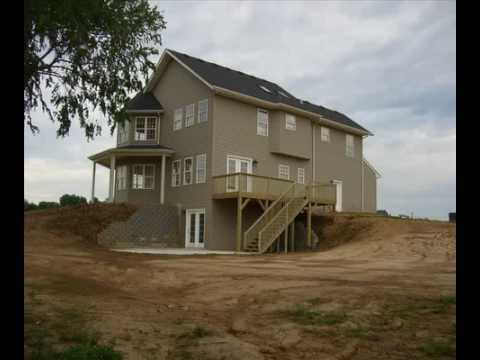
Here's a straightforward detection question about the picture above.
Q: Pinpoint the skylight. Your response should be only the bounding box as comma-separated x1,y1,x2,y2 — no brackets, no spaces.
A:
278,91,290,98
259,85,272,93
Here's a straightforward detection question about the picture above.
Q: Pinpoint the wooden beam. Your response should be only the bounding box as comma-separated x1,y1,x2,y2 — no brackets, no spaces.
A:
241,198,251,210
307,202,312,248
236,196,242,252
256,199,266,211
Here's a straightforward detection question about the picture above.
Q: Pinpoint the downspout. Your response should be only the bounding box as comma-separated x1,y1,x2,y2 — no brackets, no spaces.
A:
312,122,316,182
361,159,365,212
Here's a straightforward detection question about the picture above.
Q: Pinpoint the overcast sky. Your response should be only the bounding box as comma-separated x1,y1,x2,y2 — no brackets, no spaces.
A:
24,0,456,220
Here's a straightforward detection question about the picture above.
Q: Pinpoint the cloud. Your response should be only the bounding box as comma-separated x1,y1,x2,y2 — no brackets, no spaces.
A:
24,0,456,219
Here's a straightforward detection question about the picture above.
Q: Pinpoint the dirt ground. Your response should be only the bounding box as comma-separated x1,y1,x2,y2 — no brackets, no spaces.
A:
24,207,456,360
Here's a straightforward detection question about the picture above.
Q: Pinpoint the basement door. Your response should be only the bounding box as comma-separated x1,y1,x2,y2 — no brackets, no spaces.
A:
185,209,205,248
226,155,253,192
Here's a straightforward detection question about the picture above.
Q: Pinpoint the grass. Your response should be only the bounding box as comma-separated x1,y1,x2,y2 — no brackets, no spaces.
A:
178,325,212,340
347,326,371,339
289,304,348,326
24,301,123,360
419,338,456,358
395,295,456,319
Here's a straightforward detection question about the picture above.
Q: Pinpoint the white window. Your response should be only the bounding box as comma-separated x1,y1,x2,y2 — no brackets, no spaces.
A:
285,114,296,131
171,160,181,187
183,157,193,185
174,108,183,131
278,164,290,180
346,134,355,157
132,164,155,189
321,126,330,142
196,154,207,184
297,168,305,184
118,121,129,143
117,166,127,190
185,103,195,127
257,109,269,136
135,117,157,141
198,99,208,123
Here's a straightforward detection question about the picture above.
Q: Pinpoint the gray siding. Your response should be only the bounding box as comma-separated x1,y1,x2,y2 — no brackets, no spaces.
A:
314,124,363,212
152,60,214,248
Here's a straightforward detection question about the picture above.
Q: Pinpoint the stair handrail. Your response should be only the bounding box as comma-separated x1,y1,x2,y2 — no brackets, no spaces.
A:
243,182,295,250
258,192,308,253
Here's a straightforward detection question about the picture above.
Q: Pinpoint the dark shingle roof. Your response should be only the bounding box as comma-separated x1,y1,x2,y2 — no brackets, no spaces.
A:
125,92,163,111
167,49,369,133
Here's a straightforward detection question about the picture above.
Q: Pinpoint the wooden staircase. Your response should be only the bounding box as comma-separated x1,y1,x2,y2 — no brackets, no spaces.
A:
243,183,309,253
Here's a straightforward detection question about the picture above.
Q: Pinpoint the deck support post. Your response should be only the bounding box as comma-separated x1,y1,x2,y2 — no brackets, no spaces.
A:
290,221,295,251
236,196,242,252
284,227,288,254
307,202,312,248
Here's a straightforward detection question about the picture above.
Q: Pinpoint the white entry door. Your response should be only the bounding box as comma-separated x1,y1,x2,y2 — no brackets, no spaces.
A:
332,180,343,212
185,209,205,248
226,156,253,192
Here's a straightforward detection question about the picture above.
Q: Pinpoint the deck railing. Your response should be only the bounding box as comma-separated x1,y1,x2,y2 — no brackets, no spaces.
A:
306,182,337,204
212,173,293,199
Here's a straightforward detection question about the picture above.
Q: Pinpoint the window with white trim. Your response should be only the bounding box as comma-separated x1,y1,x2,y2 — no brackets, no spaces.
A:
346,134,355,157
185,103,195,127
198,99,208,123
132,164,155,189
183,157,193,185
171,160,181,187
117,166,127,190
278,164,290,180
135,117,157,141
257,109,269,136
196,154,206,184
285,113,296,131
297,168,305,184
321,126,330,142
174,108,183,131
118,121,129,143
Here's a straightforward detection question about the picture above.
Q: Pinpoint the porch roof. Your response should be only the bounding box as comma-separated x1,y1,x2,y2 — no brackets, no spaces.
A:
89,145,174,168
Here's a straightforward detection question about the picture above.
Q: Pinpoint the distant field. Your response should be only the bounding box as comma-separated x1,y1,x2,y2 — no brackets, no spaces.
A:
24,205,456,360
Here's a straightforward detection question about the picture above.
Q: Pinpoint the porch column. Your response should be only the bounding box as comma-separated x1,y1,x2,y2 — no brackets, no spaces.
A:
108,155,116,203
91,161,96,202
160,154,166,204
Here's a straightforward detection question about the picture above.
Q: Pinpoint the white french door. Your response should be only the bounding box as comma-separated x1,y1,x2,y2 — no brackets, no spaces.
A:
332,180,343,212
185,209,205,248
226,155,253,192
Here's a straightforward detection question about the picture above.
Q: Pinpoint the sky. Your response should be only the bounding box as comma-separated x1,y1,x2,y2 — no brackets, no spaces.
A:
24,0,456,220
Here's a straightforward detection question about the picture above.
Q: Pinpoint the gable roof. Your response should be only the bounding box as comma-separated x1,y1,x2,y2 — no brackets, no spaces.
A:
363,158,381,178
125,92,163,112
146,49,371,135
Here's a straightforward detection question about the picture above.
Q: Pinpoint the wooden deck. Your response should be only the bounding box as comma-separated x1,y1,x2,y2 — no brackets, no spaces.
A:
212,173,337,252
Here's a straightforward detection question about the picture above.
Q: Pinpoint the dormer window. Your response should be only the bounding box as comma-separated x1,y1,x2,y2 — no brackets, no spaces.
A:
135,117,157,141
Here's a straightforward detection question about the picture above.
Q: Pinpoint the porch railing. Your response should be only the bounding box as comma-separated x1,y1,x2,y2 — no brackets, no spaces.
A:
212,173,293,199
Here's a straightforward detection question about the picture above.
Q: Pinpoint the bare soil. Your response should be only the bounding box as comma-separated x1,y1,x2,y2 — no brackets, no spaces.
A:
24,206,456,360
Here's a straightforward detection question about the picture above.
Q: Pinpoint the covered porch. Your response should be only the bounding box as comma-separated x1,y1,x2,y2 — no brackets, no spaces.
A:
88,145,174,204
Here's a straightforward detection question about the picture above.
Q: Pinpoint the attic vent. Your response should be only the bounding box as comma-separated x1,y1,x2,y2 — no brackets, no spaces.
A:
258,85,272,94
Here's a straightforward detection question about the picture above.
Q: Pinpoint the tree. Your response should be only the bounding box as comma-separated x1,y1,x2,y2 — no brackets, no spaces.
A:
24,199,38,211
59,194,88,207
37,201,60,209
24,0,166,138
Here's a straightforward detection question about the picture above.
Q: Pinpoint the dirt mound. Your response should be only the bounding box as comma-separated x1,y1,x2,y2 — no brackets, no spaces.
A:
28,203,137,245
312,213,456,261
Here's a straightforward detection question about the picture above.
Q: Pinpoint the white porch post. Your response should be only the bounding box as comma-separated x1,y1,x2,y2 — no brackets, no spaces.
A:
109,155,116,203
160,154,166,204
91,161,96,202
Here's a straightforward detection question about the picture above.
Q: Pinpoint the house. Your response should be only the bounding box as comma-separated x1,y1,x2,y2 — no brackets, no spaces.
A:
88,49,381,253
